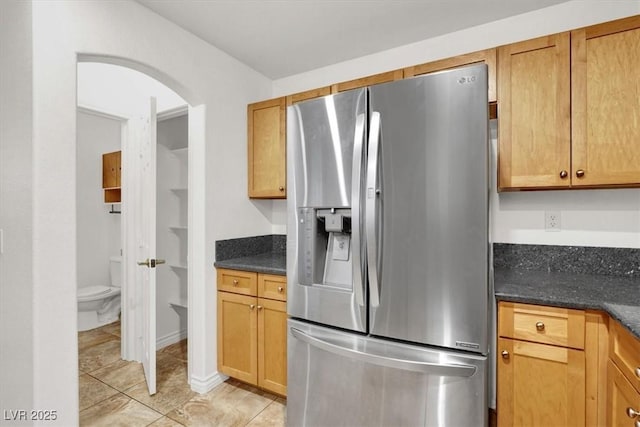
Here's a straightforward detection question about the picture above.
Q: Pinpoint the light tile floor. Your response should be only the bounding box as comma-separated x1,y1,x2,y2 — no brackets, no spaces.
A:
79,321,286,426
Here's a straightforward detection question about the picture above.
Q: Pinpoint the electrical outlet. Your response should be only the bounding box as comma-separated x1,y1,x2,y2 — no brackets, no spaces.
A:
545,211,561,232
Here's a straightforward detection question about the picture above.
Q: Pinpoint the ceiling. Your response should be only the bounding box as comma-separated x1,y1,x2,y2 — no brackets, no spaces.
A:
136,0,568,79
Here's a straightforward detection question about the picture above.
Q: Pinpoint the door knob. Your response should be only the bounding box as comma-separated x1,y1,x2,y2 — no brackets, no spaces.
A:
627,407,640,418
138,258,165,268
501,350,509,359
536,322,545,331
576,169,585,178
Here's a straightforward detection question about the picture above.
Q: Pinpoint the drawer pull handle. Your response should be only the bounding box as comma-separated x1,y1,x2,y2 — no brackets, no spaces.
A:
627,407,640,419
501,350,509,359
636,367,640,379
278,286,284,293
232,279,239,285
536,322,545,331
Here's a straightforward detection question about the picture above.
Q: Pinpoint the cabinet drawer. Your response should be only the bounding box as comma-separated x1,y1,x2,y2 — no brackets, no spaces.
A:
499,302,585,349
610,321,640,393
217,268,257,296
258,273,286,301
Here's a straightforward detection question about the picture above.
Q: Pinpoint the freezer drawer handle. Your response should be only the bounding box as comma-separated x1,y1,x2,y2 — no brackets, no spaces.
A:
291,328,476,378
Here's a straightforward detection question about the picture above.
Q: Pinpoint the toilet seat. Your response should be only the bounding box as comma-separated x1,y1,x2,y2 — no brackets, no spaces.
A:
77,285,117,302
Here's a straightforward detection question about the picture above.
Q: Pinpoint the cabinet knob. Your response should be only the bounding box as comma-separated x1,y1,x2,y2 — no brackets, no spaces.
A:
257,305,263,310
627,407,640,419
635,420,640,427
536,322,545,331
501,350,509,359
277,286,284,293
249,304,255,310
232,279,239,285
279,186,285,192
559,170,568,179
576,169,585,178
635,367,640,379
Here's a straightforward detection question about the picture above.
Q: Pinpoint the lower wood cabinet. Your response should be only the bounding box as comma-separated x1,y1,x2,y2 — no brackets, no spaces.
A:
608,320,640,427
216,269,287,396
497,302,608,426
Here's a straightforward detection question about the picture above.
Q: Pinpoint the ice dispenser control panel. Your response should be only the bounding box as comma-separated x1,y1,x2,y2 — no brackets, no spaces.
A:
298,207,352,289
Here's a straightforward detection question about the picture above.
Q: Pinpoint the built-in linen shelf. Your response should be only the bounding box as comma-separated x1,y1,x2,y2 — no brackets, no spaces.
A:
168,298,188,310
170,147,188,156
169,263,188,270
170,187,188,193
169,226,188,233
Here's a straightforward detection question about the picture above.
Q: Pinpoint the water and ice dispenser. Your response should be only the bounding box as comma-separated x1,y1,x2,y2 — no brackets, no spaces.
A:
298,207,352,290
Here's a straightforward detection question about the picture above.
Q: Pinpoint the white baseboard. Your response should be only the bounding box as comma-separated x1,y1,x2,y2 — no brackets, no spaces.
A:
156,328,187,349
190,371,228,394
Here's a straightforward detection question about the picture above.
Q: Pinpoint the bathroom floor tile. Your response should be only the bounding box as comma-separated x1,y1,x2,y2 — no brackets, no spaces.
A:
165,379,275,427
79,339,122,373
78,328,118,352
78,374,119,411
79,393,163,427
99,320,121,337
89,359,146,392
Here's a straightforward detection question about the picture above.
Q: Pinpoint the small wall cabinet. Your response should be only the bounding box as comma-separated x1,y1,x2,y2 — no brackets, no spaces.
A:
247,98,286,199
217,268,287,396
102,150,121,203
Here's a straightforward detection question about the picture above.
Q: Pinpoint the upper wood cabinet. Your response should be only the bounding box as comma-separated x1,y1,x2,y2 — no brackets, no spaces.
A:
405,48,497,104
102,150,121,203
286,86,331,106
498,33,571,190
248,97,286,198
571,16,640,187
331,69,403,93
499,15,640,191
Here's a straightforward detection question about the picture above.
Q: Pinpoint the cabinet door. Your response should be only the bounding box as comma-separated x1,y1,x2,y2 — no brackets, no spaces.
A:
286,86,331,106
405,48,497,104
498,33,571,190
498,337,585,427
217,292,257,384
257,298,287,396
248,97,286,198
608,360,640,427
571,16,640,187
257,273,286,301
102,151,121,188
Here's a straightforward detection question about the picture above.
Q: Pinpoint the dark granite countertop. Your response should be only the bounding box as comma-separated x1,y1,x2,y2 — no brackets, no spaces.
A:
214,252,286,276
495,268,640,339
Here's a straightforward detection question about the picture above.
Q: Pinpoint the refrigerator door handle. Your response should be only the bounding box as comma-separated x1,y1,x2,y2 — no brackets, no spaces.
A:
351,113,366,307
366,111,381,307
291,327,477,377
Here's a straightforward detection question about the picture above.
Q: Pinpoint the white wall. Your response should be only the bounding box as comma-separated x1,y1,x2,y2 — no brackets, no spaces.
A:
76,111,122,290
27,0,273,423
0,1,34,423
272,1,640,248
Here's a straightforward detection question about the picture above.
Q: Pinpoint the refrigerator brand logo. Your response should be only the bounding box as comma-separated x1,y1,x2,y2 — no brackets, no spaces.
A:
457,76,477,85
456,341,480,350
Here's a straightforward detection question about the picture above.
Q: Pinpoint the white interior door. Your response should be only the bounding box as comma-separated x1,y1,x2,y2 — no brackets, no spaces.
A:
134,97,158,395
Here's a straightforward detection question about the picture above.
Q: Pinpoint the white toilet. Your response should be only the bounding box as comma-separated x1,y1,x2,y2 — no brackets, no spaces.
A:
77,256,122,332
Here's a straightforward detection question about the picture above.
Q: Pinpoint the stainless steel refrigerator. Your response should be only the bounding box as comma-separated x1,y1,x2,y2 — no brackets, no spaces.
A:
286,64,490,426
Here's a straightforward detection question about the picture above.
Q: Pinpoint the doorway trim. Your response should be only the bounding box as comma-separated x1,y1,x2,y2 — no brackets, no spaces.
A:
77,54,210,392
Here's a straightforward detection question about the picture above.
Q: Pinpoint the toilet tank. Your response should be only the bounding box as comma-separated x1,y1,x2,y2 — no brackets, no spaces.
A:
109,256,122,287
